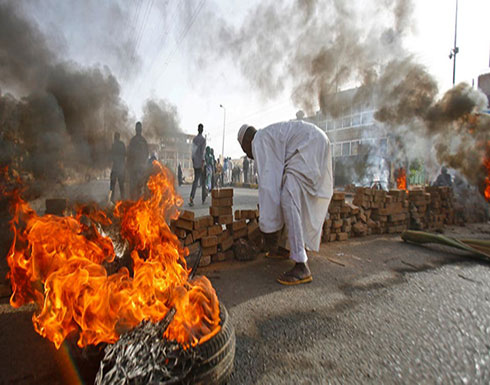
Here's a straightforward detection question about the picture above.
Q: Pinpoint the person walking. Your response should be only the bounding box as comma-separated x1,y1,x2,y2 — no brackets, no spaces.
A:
243,156,249,184
109,132,126,203
189,123,206,206
127,122,148,200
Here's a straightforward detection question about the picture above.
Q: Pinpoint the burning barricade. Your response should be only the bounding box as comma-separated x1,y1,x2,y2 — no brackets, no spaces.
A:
2,162,235,384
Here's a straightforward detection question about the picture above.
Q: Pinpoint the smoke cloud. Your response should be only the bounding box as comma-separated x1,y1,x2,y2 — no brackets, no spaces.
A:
0,1,128,188
141,99,182,142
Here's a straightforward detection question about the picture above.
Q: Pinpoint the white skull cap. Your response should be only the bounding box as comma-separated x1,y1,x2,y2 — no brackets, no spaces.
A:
237,124,249,146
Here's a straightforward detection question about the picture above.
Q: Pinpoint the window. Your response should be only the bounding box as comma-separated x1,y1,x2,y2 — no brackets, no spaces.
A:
351,114,361,126
342,116,351,128
334,143,342,157
351,141,359,156
342,142,351,156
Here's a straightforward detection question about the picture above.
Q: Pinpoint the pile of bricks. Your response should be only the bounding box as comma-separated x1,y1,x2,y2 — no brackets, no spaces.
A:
172,188,261,267
322,186,456,243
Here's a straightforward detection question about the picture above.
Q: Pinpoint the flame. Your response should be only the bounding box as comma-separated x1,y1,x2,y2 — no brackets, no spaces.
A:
5,161,220,349
396,168,407,190
484,156,490,202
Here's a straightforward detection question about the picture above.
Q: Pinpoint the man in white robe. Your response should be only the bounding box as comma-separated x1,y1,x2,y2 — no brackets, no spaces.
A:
237,120,333,285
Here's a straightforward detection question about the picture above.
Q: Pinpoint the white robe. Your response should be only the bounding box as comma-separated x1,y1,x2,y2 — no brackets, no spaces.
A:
252,120,333,252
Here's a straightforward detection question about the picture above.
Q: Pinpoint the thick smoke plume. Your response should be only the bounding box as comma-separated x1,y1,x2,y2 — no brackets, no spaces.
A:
142,99,182,142
194,0,489,195
0,1,130,187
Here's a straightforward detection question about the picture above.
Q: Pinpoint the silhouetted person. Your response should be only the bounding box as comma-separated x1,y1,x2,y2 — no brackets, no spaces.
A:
109,132,126,203
243,156,249,184
189,123,206,206
178,163,183,186
127,121,148,200
433,166,452,187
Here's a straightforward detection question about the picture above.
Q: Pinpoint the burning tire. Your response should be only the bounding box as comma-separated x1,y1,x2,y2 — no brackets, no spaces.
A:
95,303,235,385
187,303,235,384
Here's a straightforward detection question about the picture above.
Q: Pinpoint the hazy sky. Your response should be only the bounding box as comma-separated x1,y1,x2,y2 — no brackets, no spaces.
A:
15,0,490,158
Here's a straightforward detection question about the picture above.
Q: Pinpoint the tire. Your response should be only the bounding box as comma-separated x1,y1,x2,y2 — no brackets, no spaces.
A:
186,304,236,385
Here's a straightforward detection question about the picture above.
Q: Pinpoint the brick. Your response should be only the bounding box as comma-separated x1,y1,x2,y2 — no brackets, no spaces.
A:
332,220,343,229
353,223,367,235
210,206,233,217
247,220,259,234
240,210,259,219
199,255,212,266
234,210,241,220
224,249,235,260
208,224,223,236
212,252,227,263
217,229,232,243
219,236,234,252
211,188,233,198
201,236,218,248
201,245,217,256
179,210,195,221
184,233,194,245
174,228,187,239
232,227,248,240
192,227,207,241
194,215,214,229
232,219,247,231
332,192,345,201
211,197,233,207
187,241,200,255
218,214,233,225
337,232,348,241
176,218,194,231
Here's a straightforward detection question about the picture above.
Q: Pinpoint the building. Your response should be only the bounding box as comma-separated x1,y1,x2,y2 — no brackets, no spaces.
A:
304,88,392,187
156,133,194,183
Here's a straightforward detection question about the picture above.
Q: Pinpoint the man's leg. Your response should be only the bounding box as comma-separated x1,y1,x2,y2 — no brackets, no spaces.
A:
190,167,200,204
109,170,116,203
201,167,207,203
277,177,312,285
118,172,125,201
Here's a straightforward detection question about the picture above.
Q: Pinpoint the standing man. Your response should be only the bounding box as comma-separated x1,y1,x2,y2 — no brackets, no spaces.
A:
127,121,149,200
189,123,206,206
243,156,249,184
109,132,126,203
237,120,333,285
178,162,183,186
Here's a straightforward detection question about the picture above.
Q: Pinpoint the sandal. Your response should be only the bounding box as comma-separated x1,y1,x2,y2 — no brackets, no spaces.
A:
277,263,313,285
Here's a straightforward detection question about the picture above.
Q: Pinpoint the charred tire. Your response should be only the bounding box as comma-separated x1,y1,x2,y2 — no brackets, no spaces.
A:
186,304,236,385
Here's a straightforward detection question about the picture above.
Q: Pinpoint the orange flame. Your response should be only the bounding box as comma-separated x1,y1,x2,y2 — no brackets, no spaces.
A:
5,161,220,349
396,168,407,190
484,157,490,202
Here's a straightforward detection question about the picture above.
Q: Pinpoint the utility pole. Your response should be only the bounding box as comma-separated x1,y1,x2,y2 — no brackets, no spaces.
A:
449,0,459,85
220,104,226,160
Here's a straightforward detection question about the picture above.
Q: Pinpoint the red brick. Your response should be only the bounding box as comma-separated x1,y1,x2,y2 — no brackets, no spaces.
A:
232,227,248,240
179,210,195,221
211,197,233,207
337,232,349,241
210,206,233,217
218,214,233,225
332,192,345,201
199,254,212,266
211,188,233,198
194,215,213,229
219,236,233,252
184,233,194,245
176,218,194,231
174,228,187,239
212,252,227,263
192,227,207,241
208,224,223,236
232,219,247,231
187,241,200,255
201,236,218,248
201,245,217,256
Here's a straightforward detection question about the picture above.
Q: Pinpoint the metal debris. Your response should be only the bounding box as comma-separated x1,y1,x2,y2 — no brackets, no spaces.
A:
95,312,202,385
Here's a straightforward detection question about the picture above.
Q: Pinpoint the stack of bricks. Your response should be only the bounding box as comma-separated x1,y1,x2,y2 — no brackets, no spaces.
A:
322,186,456,243
407,189,431,230
235,209,261,241
425,186,455,227
372,189,410,234
209,188,235,263
322,192,359,242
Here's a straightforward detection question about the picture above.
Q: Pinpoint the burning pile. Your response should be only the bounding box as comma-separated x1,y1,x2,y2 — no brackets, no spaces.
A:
4,162,221,349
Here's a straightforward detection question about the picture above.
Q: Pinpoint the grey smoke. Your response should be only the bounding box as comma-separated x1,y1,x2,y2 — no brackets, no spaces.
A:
142,99,182,142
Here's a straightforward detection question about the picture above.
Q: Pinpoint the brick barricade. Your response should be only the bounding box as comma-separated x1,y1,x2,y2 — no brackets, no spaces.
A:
322,186,456,243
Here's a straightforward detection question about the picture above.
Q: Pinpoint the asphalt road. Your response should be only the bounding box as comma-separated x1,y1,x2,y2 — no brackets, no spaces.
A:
1,180,489,384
